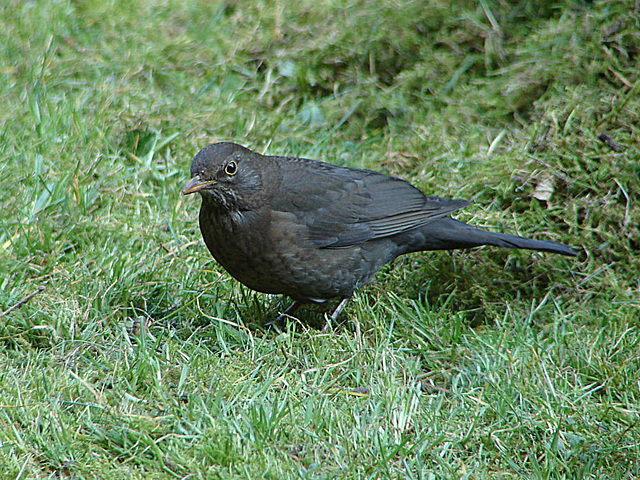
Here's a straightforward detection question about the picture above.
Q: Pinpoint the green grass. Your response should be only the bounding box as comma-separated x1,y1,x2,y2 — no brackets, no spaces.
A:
1,0,639,477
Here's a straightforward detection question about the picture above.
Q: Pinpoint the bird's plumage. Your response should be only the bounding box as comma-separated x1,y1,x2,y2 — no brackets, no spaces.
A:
182,142,575,307
273,156,470,248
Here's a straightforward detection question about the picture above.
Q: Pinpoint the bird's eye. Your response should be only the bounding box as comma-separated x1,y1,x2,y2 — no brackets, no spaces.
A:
224,161,237,176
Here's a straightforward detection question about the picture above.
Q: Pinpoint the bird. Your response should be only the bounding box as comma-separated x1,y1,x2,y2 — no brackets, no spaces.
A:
182,142,575,328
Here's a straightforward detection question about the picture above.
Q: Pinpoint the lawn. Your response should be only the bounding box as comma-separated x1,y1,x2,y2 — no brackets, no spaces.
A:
1,0,639,478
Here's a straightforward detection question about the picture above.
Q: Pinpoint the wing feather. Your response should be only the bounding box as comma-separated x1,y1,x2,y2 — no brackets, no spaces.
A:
273,157,469,248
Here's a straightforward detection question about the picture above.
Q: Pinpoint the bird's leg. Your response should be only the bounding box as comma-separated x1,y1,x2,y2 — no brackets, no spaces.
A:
321,296,352,333
331,297,351,321
267,300,304,328
281,300,303,318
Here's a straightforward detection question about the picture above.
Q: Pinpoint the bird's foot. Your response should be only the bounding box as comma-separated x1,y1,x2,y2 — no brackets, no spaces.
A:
264,300,304,330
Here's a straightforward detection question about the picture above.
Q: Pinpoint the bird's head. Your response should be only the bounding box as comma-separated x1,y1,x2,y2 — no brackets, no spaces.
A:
181,142,269,211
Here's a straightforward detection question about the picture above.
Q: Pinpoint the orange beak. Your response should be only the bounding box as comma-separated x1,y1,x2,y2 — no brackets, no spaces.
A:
181,175,216,195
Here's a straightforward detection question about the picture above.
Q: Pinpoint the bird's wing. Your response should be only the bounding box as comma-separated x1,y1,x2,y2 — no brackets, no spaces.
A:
275,158,469,248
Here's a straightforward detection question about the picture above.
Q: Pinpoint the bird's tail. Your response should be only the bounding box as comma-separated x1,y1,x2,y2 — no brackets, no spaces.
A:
408,217,577,256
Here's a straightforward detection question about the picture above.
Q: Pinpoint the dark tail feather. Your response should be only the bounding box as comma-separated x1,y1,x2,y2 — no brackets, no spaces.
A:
480,230,577,256
410,217,577,256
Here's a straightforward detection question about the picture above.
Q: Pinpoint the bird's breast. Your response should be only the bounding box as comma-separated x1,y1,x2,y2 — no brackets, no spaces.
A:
196,204,390,300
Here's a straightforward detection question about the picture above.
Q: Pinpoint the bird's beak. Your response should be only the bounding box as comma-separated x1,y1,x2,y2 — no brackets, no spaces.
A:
181,175,216,195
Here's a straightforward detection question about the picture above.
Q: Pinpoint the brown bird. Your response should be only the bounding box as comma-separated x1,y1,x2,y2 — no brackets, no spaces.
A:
182,142,575,327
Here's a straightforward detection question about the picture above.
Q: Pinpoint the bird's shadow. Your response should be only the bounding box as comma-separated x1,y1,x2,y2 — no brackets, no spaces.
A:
373,249,575,327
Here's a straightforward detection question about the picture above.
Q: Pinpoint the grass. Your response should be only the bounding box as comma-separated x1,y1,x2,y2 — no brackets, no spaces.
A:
1,0,639,477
